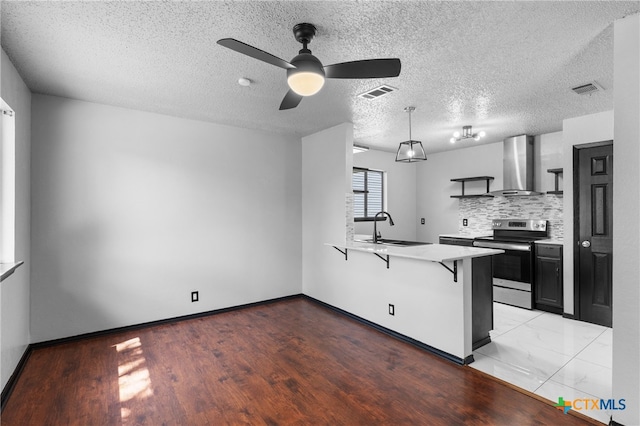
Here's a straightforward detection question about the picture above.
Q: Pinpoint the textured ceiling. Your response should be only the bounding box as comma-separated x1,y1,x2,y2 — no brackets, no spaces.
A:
2,1,639,153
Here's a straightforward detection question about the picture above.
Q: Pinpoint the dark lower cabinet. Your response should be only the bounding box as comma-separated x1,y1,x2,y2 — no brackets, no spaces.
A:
535,244,563,314
439,236,493,350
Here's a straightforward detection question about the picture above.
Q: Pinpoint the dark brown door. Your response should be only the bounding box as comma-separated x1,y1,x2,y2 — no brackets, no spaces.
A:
576,143,613,327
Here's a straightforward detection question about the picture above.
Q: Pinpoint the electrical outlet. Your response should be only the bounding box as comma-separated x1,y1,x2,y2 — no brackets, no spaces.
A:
463,218,468,226
191,291,199,302
420,218,425,225
388,304,395,316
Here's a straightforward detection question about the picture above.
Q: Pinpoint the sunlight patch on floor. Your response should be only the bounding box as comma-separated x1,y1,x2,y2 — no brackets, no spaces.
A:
113,337,153,422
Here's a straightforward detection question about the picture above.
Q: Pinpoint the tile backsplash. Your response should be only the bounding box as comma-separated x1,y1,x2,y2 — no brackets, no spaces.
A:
346,192,355,241
458,195,563,240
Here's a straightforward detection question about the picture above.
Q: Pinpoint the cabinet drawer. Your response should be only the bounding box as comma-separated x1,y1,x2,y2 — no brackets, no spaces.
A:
494,286,532,309
536,244,561,258
439,237,474,247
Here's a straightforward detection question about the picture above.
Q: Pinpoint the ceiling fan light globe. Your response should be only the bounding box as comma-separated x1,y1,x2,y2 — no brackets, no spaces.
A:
450,137,456,143
453,131,461,138
288,53,325,96
479,131,486,138
287,72,325,96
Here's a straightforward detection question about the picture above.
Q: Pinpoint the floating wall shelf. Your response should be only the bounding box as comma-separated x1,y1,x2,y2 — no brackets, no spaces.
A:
547,168,563,195
450,176,494,198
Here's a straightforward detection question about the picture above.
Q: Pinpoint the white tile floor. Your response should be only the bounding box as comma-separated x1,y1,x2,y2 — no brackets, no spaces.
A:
470,303,613,424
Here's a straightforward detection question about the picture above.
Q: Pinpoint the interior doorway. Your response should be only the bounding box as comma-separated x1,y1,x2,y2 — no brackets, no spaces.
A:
573,141,613,328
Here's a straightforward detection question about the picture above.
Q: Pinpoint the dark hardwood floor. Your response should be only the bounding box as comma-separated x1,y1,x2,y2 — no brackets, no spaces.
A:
2,297,594,425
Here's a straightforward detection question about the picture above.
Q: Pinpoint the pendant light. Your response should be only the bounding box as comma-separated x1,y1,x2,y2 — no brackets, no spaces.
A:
395,107,427,162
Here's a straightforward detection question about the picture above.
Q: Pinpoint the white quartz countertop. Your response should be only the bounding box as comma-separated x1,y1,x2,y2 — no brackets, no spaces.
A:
327,241,503,263
535,239,564,245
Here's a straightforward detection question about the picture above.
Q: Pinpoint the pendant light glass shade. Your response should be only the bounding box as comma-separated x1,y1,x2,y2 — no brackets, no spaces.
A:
395,106,427,162
396,140,427,162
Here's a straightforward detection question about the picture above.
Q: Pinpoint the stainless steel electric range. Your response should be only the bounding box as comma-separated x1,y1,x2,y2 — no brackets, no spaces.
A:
473,219,548,309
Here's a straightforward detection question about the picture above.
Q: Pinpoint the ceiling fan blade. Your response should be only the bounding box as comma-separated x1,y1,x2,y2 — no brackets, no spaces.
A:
279,90,303,110
324,58,401,79
217,38,295,70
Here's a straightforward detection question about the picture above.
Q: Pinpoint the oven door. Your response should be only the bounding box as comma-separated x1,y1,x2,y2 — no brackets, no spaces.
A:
473,240,534,308
473,240,532,282
491,246,532,284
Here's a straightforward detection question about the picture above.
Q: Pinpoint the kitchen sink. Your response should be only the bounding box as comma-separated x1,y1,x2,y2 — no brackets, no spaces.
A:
360,238,431,247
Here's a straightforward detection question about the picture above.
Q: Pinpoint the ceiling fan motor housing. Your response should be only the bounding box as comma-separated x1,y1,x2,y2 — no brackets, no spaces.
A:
288,53,324,76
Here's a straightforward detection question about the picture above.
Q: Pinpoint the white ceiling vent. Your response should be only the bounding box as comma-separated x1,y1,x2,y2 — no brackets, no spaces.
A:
571,81,604,95
358,84,397,100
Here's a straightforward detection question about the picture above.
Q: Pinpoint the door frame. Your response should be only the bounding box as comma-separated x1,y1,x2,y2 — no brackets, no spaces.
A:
572,140,613,321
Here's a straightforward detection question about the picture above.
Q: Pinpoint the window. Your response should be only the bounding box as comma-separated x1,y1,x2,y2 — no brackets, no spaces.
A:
353,167,386,221
1,98,16,264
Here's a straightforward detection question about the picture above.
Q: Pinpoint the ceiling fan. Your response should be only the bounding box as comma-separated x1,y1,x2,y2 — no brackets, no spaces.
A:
217,23,402,110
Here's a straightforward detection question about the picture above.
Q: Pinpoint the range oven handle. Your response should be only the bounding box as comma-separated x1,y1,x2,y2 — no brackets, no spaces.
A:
473,241,531,252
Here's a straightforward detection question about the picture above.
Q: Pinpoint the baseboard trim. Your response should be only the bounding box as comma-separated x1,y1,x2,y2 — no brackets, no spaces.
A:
303,295,472,366
1,345,33,412
473,335,492,351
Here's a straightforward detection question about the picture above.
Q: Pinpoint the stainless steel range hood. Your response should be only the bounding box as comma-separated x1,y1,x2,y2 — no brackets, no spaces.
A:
489,135,541,196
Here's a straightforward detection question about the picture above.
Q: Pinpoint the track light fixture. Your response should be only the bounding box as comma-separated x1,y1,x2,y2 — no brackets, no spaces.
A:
450,125,486,143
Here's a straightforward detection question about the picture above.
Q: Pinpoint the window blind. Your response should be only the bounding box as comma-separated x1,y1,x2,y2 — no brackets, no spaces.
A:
353,168,384,221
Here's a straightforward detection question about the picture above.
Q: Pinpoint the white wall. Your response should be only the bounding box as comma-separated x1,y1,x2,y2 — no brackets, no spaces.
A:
353,149,417,240
301,123,352,294
0,49,31,390
415,142,503,242
612,13,640,426
562,110,614,316
534,132,564,193
30,94,302,342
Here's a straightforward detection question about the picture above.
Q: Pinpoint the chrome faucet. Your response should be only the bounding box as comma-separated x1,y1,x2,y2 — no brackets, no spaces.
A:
373,211,395,243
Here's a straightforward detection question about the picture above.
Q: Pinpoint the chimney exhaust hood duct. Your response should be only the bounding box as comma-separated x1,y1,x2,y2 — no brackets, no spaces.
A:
489,135,541,196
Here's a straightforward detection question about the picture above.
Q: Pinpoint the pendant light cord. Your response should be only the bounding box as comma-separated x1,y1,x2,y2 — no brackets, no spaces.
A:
405,106,415,140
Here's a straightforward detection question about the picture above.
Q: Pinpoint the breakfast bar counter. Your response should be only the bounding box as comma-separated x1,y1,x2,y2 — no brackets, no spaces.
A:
328,240,501,263
323,240,502,364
